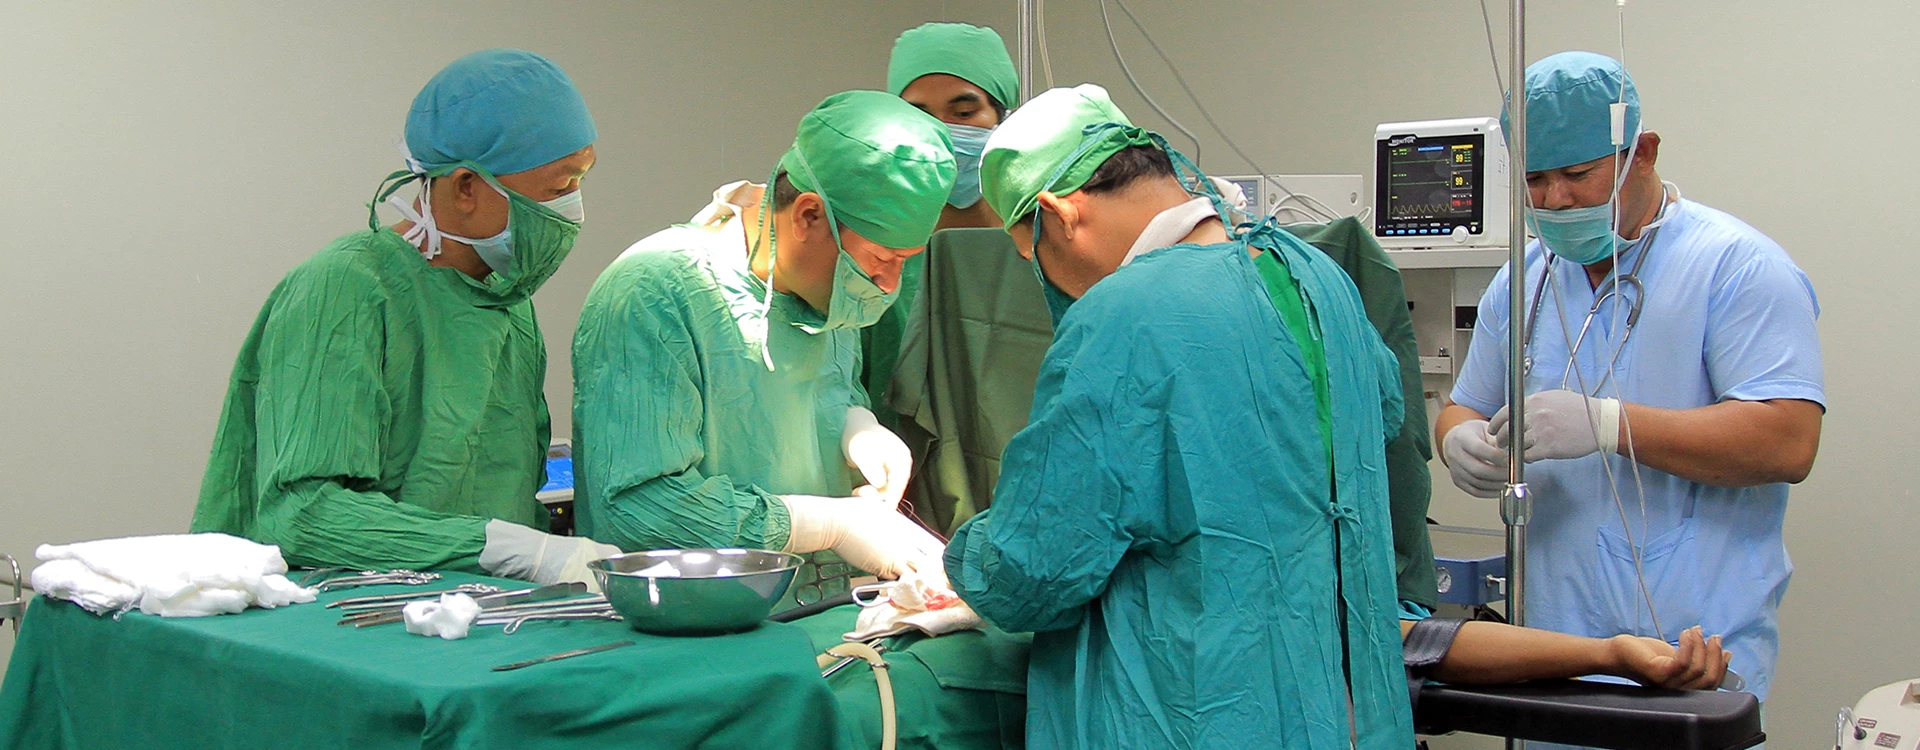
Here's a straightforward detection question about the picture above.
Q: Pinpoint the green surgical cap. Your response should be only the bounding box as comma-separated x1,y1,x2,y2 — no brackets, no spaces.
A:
405,49,597,176
886,23,1019,111
1502,51,1641,172
778,91,957,250
980,84,1148,231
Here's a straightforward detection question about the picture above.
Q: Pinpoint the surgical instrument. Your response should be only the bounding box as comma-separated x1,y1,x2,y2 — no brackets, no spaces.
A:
492,612,624,635
490,640,635,672
315,570,442,592
344,582,587,627
327,583,502,610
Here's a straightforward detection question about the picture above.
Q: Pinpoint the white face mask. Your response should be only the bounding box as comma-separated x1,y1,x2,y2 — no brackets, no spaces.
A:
540,188,586,224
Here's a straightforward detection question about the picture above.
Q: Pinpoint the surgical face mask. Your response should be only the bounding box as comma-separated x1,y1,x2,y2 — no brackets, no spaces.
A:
774,147,898,332
446,185,587,277
945,123,992,209
1529,202,1624,266
382,165,583,303
819,246,896,330
1529,180,1675,267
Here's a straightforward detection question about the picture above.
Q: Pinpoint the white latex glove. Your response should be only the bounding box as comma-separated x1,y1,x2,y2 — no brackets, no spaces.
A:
781,495,945,580
1489,389,1622,462
842,406,912,506
478,520,622,592
1442,419,1509,498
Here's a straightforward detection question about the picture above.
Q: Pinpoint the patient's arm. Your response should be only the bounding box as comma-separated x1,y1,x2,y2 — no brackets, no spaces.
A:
1405,621,1729,689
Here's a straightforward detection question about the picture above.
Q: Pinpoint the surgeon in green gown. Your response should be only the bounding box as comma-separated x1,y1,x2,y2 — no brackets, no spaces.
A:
572,92,955,588
192,49,619,586
863,22,1022,430
945,84,1415,748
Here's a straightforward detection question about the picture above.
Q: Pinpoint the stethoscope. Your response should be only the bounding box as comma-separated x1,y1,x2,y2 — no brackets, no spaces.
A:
1521,185,1677,396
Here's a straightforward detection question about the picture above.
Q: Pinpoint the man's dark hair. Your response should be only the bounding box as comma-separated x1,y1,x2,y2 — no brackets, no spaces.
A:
771,171,802,210
1079,144,1176,196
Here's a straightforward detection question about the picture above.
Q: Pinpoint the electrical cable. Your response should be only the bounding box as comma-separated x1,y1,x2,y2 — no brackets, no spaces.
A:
1036,0,1054,89
1096,0,1203,162
1101,0,1348,222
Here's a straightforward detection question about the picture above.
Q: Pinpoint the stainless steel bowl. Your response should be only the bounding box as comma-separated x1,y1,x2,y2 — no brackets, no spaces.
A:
589,549,802,635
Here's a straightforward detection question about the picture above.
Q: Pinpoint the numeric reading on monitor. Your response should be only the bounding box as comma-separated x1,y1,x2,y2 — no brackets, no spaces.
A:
1376,133,1485,238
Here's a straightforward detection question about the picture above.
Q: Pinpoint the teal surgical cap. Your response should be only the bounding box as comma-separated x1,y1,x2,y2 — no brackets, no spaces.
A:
1504,51,1640,172
404,49,597,176
887,23,1020,111
778,91,957,250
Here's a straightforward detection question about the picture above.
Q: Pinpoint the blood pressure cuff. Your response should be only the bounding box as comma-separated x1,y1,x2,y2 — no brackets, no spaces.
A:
1403,617,1469,716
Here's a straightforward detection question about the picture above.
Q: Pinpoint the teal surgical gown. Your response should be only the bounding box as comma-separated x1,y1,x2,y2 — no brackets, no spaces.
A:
572,202,863,553
192,229,551,571
946,224,1416,749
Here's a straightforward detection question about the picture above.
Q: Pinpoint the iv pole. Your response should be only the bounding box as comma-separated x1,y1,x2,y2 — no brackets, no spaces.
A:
1504,0,1530,632
1503,1,1530,747
1015,0,1034,105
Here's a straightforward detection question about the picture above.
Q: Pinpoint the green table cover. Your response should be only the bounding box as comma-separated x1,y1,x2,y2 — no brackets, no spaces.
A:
0,574,1025,750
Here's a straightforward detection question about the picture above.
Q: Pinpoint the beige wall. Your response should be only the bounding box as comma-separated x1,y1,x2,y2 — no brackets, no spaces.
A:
1006,1,1917,747
0,0,998,685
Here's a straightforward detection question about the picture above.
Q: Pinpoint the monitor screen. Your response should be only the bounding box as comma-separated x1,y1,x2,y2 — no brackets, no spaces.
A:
1376,132,1485,238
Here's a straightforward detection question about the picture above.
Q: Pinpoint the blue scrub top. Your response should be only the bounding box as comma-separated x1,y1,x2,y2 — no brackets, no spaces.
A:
1450,198,1823,702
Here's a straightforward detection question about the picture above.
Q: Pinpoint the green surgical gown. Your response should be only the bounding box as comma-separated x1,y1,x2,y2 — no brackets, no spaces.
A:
572,215,863,553
192,229,551,571
887,228,1052,535
861,251,924,430
945,226,1415,749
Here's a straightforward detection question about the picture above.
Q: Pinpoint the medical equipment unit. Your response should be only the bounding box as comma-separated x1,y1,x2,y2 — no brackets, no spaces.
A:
1839,680,1920,750
1372,118,1513,601
1376,117,1511,261
1216,173,1367,225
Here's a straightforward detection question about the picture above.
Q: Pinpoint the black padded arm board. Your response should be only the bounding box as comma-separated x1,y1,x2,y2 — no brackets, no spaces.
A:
1414,680,1765,750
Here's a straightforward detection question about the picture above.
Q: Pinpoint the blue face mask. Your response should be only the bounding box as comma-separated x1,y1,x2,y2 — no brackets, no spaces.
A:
946,123,992,209
1529,202,1631,266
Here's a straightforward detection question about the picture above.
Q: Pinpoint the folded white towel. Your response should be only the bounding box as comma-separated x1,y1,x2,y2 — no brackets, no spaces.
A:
403,593,482,640
30,533,317,617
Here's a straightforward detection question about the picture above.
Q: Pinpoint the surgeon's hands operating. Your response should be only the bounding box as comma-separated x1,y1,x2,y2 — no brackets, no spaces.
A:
843,406,913,506
780,494,944,580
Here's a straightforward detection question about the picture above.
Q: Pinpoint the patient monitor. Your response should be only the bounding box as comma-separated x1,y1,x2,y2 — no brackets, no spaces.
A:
1375,117,1510,250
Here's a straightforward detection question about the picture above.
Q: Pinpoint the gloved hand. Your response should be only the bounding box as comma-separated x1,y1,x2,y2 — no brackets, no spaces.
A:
478,520,623,592
1442,419,1508,498
1489,389,1622,462
843,406,912,506
781,494,945,580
